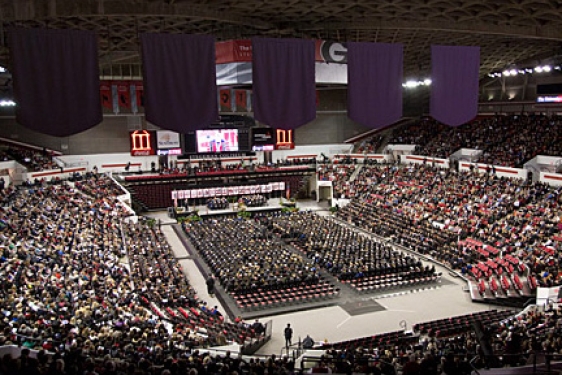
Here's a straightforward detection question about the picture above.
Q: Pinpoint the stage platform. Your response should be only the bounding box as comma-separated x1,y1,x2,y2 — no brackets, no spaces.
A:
171,197,324,220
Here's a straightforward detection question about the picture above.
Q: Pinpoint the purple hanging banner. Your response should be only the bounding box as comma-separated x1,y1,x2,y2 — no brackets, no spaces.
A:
252,37,316,130
347,42,403,129
430,45,480,127
141,33,218,132
9,28,102,137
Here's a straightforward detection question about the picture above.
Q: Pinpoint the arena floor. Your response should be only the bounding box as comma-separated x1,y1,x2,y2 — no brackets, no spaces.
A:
147,200,516,357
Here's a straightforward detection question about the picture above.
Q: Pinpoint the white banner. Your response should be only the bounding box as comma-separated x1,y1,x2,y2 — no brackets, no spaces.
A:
172,182,285,200
157,131,181,149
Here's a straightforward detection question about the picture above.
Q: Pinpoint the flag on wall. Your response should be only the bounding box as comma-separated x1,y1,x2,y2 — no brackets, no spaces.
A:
100,80,112,109
235,90,247,112
219,89,232,111
117,81,131,109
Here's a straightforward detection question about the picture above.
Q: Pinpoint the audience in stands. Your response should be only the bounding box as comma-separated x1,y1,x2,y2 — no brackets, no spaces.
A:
4,145,57,172
356,115,562,169
0,177,267,375
333,162,562,289
389,118,449,147
355,134,385,154
0,126,562,374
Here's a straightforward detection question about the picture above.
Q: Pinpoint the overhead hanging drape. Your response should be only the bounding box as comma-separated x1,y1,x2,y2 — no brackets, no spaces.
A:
430,45,480,126
9,28,102,137
347,42,403,129
141,33,218,132
252,37,316,130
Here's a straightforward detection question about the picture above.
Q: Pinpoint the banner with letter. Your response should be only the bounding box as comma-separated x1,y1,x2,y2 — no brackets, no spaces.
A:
117,81,131,109
219,89,232,111
235,90,247,112
100,81,112,109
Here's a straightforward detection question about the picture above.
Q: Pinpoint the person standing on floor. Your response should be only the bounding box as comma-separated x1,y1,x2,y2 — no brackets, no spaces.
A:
284,323,293,348
206,275,215,296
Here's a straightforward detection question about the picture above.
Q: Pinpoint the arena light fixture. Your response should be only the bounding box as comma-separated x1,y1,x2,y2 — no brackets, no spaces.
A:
0,100,15,107
403,80,418,88
502,70,511,76
509,69,518,76
543,65,552,72
534,66,543,73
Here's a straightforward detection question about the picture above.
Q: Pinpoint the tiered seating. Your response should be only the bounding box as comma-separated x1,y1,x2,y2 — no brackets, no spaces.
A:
388,117,449,148
412,114,562,167
348,271,440,292
354,134,384,154
528,275,538,290
74,173,127,198
317,163,357,199
131,182,175,208
1,142,58,171
325,330,418,351
478,279,486,295
513,274,524,291
413,310,513,338
233,281,340,310
500,275,511,292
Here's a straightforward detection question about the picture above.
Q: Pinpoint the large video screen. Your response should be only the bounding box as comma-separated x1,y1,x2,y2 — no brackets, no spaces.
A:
196,129,239,153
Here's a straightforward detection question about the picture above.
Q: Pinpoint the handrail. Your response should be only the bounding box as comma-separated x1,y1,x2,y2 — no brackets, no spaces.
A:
469,355,481,375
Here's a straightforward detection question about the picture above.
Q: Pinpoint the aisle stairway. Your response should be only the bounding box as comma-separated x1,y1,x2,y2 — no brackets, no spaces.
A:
348,164,363,182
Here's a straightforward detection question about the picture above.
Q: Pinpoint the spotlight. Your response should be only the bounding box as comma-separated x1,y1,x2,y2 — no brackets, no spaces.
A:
423,78,432,85
487,73,495,78
525,68,533,73
534,66,543,73
0,100,15,107
510,69,517,76
404,80,418,88
502,70,511,76
543,65,551,72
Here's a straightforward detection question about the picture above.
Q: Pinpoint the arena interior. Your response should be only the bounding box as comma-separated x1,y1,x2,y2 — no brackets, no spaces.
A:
1,1,562,374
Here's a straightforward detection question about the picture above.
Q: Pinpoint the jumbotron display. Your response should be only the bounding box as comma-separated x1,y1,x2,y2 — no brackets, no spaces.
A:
196,129,239,153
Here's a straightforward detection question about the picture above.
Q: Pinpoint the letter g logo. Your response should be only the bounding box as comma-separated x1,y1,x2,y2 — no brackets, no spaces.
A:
320,41,347,64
